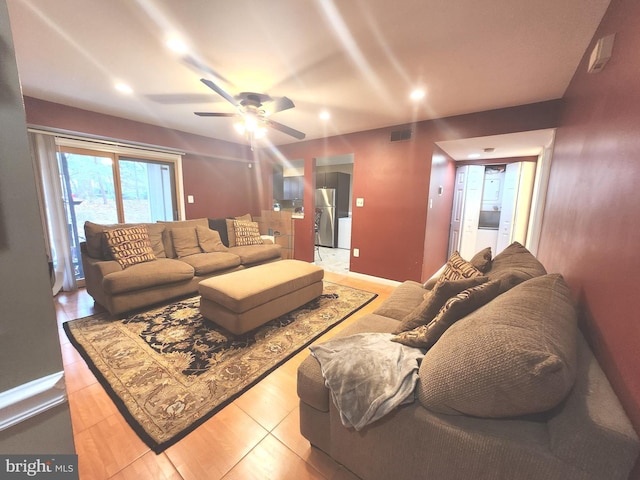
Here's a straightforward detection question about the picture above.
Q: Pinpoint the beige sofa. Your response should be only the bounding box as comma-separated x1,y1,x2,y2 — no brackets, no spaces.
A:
81,217,282,315
297,243,639,480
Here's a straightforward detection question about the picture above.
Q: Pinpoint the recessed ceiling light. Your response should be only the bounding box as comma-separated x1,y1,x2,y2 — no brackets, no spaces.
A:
468,153,482,159
410,89,425,101
114,82,133,94
319,110,330,120
166,37,188,54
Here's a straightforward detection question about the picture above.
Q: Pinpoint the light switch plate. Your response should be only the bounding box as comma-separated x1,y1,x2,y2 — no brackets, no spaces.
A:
356,197,364,207
187,195,194,204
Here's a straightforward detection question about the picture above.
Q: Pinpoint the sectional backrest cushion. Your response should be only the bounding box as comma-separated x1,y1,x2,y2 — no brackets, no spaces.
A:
486,241,547,293
158,218,209,258
417,274,578,418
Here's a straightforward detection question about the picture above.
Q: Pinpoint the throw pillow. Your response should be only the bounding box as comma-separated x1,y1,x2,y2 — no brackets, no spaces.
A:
392,280,500,349
171,227,201,257
416,274,578,418
469,247,492,273
103,225,156,269
197,226,229,252
233,220,264,246
437,251,483,283
393,277,488,334
225,218,237,247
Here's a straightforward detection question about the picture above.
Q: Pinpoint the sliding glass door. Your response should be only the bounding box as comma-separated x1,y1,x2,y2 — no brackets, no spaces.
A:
57,146,179,281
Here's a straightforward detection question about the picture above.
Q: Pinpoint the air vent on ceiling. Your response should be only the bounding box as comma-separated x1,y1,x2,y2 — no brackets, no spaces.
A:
390,128,412,142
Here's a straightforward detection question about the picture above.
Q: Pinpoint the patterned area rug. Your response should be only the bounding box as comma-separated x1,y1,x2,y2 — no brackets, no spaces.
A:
64,281,376,453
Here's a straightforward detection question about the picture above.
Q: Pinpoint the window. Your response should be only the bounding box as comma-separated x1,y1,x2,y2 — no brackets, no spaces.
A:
56,140,182,281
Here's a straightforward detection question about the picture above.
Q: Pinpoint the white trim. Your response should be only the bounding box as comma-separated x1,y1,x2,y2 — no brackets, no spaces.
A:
27,127,185,157
0,372,67,431
342,271,402,287
54,137,182,162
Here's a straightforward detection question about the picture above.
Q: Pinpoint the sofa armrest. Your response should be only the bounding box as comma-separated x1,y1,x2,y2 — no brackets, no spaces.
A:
81,242,122,307
548,334,639,479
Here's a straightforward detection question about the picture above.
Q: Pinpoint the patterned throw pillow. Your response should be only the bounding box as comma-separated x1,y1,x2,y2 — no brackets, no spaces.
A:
392,280,500,349
437,251,483,283
103,226,156,269
393,277,487,334
233,220,264,246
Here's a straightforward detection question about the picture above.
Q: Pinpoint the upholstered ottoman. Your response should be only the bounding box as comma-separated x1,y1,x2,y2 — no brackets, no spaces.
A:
198,259,324,335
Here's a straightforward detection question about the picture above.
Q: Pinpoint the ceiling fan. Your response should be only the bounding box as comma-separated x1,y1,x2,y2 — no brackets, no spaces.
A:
194,78,306,142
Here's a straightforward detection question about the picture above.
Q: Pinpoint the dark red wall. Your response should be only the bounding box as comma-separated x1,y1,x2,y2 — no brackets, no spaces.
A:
537,0,640,472
23,97,264,220
275,101,560,282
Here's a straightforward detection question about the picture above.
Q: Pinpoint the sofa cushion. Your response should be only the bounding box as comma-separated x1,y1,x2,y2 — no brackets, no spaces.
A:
197,226,229,252
102,258,194,295
392,280,500,349
487,242,547,294
84,221,166,259
417,274,578,417
229,244,282,265
158,218,209,258
103,226,157,269
233,220,264,246
171,227,201,257
372,281,427,321
393,277,487,334
178,252,242,276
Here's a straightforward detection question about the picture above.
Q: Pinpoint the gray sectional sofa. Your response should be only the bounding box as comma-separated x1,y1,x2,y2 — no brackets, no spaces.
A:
297,243,639,480
81,217,281,315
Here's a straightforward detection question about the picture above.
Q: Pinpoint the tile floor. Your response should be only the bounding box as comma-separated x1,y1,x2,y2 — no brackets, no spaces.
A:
54,270,394,479
313,247,350,274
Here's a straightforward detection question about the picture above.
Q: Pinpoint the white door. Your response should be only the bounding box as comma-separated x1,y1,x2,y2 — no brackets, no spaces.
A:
458,165,484,260
448,167,467,257
496,162,521,254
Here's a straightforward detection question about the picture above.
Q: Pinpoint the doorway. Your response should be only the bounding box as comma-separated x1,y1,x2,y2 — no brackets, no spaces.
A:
438,128,556,259
449,161,536,259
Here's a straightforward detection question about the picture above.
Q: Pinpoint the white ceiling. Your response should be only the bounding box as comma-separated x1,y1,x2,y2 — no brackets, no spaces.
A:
7,0,610,152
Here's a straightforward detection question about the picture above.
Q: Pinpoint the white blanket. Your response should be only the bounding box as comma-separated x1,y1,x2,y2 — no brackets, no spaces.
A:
310,333,424,431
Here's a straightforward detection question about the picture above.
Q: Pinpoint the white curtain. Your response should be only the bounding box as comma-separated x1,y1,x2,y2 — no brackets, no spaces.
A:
29,132,77,294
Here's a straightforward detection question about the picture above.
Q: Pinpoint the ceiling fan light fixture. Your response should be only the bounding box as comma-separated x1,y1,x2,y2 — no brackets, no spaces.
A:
410,89,426,101
234,121,246,135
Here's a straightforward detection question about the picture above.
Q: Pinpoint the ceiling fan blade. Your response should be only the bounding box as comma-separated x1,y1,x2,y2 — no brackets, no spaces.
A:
194,112,238,117
270,96,295,114
182,54,233,85
145,93,219,104
265,119,306,140
200,78,239,107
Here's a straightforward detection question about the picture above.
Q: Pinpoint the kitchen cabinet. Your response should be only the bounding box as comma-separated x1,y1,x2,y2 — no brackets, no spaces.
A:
316,171,349,189
283,175,304,200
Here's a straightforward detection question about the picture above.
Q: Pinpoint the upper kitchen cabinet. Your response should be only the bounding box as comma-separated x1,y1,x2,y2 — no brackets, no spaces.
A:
283,175,304,200
316,172,350,190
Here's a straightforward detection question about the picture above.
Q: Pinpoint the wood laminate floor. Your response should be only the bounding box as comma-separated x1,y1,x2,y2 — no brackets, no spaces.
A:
55,271,395,479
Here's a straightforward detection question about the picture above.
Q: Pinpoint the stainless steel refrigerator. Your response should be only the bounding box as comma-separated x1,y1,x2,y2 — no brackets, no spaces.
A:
315,188,337,247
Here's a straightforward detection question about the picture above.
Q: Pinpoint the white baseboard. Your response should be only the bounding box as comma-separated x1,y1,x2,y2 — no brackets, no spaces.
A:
0,372,67,431
342,271,402,287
